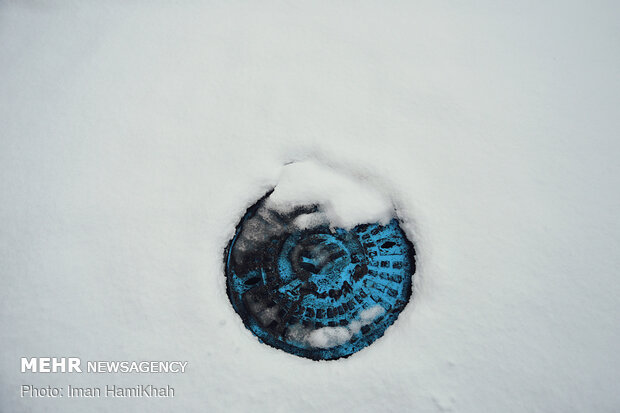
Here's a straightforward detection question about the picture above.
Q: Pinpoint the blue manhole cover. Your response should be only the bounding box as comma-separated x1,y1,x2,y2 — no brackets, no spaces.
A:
224,190,416,360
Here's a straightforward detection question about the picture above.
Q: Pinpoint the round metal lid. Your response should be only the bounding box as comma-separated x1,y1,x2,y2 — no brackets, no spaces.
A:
224,191,415,360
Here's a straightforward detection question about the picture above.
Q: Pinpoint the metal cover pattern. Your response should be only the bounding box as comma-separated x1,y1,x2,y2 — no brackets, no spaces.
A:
224,191,415,360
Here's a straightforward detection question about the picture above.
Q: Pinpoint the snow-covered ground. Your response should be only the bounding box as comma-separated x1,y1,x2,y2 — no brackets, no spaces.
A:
1,1,619,412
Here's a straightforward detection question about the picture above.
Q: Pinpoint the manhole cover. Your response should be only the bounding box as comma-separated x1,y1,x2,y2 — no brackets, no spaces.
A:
224,190,416,360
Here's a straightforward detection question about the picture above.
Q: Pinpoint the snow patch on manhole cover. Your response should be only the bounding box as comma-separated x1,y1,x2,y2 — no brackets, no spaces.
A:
224,161,416,360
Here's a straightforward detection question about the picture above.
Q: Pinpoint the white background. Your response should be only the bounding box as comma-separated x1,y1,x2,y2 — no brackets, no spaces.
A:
1,1,619,412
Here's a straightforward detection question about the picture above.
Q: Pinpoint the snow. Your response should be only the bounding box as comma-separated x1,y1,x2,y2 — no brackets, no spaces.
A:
1,1,620,412
307,326,350,349
287,306,386,350
267,160,394,229
359,306,385,323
